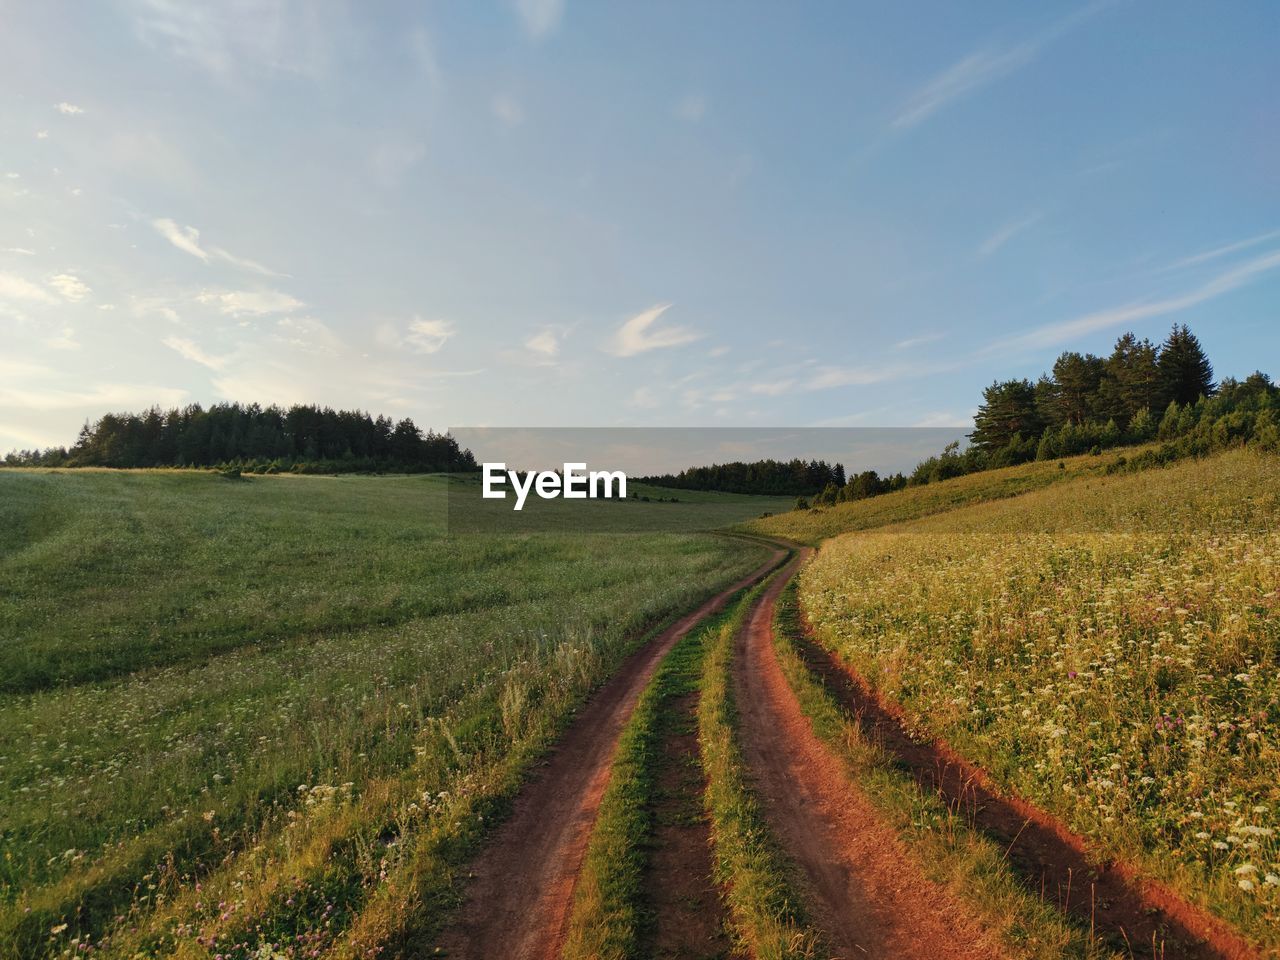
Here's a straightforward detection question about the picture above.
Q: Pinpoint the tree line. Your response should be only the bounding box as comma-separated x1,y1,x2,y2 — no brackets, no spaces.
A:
2,402,476,474
638,458,847,497
801,323,1278,509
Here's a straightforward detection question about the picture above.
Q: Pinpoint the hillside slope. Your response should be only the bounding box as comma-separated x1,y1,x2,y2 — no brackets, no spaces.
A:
795,448,1280,948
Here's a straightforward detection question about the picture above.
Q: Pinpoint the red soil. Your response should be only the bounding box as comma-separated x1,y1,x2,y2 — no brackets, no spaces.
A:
790,596,1263,960
733,549,1006,959
431,544,784,960
642,688,744,959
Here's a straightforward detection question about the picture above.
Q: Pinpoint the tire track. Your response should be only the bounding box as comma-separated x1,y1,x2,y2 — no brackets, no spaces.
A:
733,548,1005,960
432,543,785,960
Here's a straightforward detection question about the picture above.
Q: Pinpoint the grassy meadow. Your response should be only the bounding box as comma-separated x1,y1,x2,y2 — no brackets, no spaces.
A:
745,446,1140,544
0,468,778,959
795,449,1280,945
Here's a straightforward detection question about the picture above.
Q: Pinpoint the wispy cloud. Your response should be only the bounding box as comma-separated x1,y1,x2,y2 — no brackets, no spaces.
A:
54,102,84,115
377,317,456,355
49,274,91,302
893,332,945,350
3,248,37,256
0,382,187,412
525,329,560,357
978,212,1042,258
1156,229,1280,274
163,335,227,370
406,318,455,354
0,272,57,304
274,316,344,355
893,2,1110,129
152,218,284,276
749,379,796,397
196,288,304,316
806,363,904,390
989,247,1280,353
895,45,1039,129
129,0,336,81
914,410,972,428
604,303,701,357
514,0,565,39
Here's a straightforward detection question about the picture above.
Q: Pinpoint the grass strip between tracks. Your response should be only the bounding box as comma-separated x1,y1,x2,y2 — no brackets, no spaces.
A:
699,573,825,960
560,594,733,959
771,579,1122,960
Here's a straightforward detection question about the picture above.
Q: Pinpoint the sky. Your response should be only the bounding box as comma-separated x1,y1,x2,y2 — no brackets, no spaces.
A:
2,0,1278,451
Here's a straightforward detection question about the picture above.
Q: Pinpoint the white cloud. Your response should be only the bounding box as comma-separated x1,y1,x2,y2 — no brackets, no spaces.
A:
514,0,564,39
129,0,337,82
274,316,344,355
196,289,304,316
806,364,902,390
152,218,206,260
152,218,284,276
163,335,227,370
708,345,731,358
0,382,187,412
914,411,971,428
35,130,49,140
491,93,525,127
989,247,1280,353
894,332,945,350
893,3,1109,129
675,94,708,123
0,273,57,304
388,317,456,354
3,248,37,256
605,303,701,357
894,45,1038,129
978,213,1042,258
54,102,84,115
749,379,796,397
525,327,561,358
49,274,91,301
1157,229,1280,274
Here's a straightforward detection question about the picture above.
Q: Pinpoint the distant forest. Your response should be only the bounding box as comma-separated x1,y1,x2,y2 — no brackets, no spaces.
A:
2,403,476,474
638,459,846,497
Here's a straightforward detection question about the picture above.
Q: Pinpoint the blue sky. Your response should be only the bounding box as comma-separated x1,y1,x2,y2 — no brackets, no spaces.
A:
2,0,1278,449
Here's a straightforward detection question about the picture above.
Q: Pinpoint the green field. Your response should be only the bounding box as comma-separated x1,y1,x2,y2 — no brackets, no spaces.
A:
0,469,780,959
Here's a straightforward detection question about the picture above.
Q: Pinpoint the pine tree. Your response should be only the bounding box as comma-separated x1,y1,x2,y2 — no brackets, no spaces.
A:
1050,352,1106,425
1097,333,1164,424
970,379,1041,452
1158,324,1215,405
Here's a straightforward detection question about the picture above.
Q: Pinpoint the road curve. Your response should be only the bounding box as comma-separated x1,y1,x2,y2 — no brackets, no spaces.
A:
432,541,786,960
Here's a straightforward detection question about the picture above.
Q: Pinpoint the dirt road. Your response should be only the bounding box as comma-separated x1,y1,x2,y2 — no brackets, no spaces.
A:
432,542,784,960
733,548,1005,959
